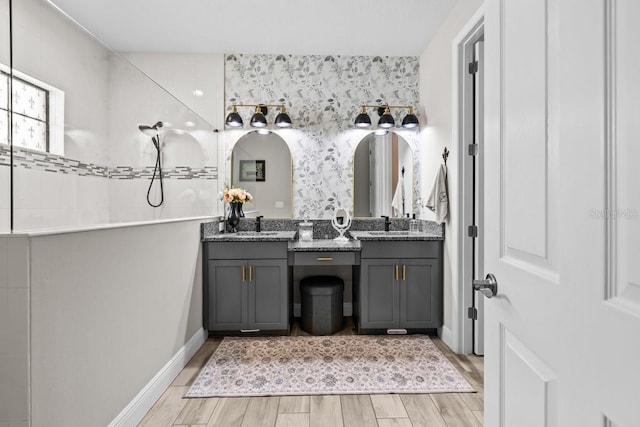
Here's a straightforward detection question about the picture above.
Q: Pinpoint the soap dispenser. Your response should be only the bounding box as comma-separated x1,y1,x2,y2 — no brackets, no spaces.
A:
409,214,420,233
299,221,313,242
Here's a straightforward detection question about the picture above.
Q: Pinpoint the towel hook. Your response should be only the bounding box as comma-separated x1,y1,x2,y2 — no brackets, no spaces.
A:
442,147,449,166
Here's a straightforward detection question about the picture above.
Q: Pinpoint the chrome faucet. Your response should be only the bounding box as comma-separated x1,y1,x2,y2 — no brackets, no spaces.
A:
255,215,264,232
381,216,391,232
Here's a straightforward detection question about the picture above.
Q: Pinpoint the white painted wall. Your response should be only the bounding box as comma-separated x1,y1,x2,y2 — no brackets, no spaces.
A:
419,0,484,336
26,220,204,427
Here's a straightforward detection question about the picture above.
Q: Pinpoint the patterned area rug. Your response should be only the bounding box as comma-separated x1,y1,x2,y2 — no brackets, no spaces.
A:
186,335,474,397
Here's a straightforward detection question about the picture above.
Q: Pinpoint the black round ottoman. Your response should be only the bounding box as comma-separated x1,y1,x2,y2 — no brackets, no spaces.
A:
300,276,344,335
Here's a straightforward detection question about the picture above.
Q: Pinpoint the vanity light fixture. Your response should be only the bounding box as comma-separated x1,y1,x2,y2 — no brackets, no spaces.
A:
354,104,420,129
225,105,244,127
225,103,293,129
378,106,395,128
250,105,268,128
274,106,292,127
354,106,372,128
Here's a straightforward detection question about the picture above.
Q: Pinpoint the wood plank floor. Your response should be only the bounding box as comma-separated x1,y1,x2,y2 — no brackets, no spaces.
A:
138,318,484,427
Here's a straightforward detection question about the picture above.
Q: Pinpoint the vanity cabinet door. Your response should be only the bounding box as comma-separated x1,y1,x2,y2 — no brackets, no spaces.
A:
400,258,442,329
248,259,288,331
360,259,400,329
208,259,248,331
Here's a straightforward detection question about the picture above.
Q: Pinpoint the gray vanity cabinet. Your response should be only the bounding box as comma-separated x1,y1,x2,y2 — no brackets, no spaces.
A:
204,242,290,333
358,241,442,332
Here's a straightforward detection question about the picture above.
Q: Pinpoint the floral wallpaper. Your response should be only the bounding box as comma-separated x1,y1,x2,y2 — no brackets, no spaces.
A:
224,54,421,219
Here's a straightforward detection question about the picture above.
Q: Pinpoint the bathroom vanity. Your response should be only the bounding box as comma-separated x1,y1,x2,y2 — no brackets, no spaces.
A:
351,234,443,333
201,221,444,336
203,232,295,334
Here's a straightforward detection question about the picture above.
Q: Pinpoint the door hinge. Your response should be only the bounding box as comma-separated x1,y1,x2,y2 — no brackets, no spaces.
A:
468,61,479,74
467,307,478,320
468,225,478,238
468,143,478,156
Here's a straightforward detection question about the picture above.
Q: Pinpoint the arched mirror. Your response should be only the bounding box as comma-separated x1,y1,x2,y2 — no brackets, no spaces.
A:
353,132,413,217
231,131,293,218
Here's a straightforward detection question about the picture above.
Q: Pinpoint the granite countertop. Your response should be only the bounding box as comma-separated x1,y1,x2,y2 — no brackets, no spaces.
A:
289,239,361,252
202,230,297,242
201,218,444,243
349,231,444,241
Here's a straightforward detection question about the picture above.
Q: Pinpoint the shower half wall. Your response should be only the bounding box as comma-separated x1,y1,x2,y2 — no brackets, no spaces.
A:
2,0,223,233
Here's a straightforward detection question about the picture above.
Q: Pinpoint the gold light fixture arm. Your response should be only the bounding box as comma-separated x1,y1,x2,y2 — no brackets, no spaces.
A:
359,104,415,110
230,103,287,109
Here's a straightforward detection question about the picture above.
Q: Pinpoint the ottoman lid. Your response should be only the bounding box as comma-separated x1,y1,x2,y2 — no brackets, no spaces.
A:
300,276,344,295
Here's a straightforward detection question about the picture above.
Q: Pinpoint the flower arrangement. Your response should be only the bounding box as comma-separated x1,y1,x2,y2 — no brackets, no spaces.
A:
220,187,253,204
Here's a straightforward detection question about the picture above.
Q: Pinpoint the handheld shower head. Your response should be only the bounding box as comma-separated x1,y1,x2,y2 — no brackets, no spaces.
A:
138,121,163,137
137,121,165,208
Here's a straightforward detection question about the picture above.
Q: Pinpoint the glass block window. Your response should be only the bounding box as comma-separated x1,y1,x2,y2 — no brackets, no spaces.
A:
0,70,50,151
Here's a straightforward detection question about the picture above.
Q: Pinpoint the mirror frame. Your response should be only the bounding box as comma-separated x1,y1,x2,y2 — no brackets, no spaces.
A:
351,130,417,218
225,129,294,218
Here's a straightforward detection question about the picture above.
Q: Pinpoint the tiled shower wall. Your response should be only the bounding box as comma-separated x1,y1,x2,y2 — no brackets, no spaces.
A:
1,0,222,232
0,145,218,231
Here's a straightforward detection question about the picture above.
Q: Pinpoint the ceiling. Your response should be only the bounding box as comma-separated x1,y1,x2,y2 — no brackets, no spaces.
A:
47,0,459,57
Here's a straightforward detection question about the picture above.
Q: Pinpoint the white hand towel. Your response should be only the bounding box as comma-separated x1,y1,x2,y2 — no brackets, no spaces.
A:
391,177,405,217
426,164,449,223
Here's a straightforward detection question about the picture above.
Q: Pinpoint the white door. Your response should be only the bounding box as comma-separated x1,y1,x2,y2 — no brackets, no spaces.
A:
483,0,640,426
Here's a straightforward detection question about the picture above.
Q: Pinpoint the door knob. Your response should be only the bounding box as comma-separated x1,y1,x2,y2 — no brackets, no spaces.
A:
473,273,498,298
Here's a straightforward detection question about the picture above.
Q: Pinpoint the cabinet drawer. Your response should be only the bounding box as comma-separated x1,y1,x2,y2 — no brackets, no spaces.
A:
361,241,441,259
293,251,356,266
206,241,288,259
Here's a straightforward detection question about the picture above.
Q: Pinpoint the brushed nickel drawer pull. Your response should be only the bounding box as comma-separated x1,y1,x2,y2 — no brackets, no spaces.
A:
402,264,406,281
395,265,399,281
317,257,334,261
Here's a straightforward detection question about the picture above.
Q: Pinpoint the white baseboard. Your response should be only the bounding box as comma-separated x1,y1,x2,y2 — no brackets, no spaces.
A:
293,303,353,317
439,325,455,352
109,327,207,427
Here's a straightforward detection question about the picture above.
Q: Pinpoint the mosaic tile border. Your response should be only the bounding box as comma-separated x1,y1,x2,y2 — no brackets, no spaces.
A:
110,166,218,180
0,145,108,177
0,145,218,180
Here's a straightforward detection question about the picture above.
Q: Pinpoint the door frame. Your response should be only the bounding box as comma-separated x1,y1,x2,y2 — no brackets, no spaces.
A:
449,7,484,354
